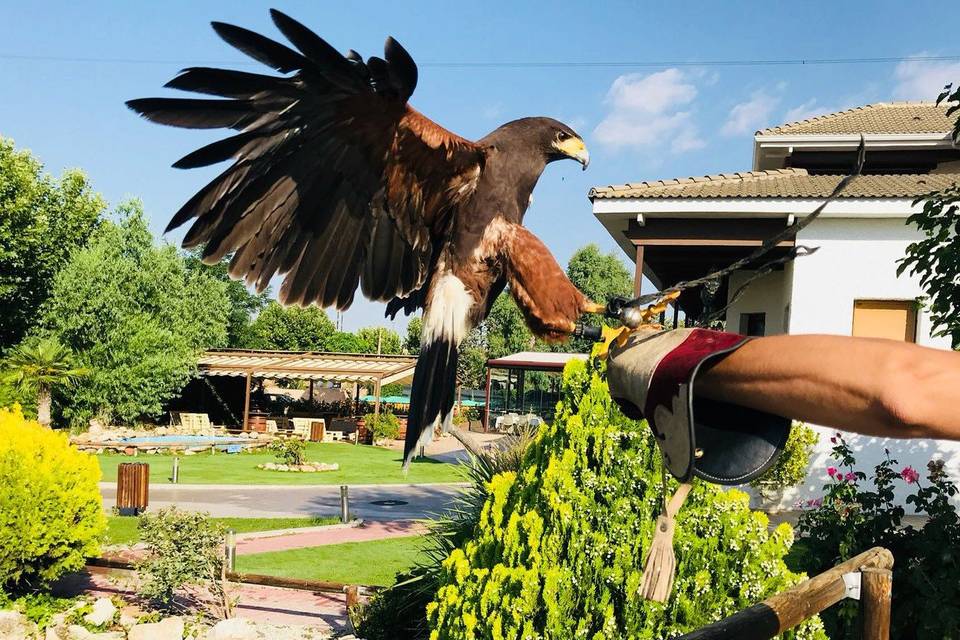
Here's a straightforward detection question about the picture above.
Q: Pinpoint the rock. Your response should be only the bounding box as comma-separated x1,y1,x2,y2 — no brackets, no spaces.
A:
129,616,184,640
204,618,329,639
84,598,116,627
66,626,124,640
184,450,197,456
118,605,144,629
299,465,315,472
276,464,289,472
0,610,38,640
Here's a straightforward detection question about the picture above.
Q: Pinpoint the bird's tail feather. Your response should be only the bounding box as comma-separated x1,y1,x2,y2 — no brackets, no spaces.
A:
403,337,458,470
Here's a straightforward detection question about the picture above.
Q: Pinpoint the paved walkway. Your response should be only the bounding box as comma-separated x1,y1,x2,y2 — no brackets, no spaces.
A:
55,566,349,632
101,482,467,520
237,519,428,555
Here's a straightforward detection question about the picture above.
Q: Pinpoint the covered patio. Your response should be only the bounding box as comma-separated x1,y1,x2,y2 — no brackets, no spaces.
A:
197,350,417,434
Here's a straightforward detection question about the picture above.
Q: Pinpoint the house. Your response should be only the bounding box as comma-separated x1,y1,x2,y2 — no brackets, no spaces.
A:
590,102,960,507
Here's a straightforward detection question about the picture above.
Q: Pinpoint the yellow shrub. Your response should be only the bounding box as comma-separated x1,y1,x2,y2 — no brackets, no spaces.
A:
0,406,105,590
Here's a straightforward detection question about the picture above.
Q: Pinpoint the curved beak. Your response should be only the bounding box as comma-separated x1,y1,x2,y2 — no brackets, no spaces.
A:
555,137,590,170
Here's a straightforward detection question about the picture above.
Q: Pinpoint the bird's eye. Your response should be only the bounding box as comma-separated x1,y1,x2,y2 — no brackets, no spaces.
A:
557,131,571,141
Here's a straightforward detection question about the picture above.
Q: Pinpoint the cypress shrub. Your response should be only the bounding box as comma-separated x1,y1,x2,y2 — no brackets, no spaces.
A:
426,356,825,639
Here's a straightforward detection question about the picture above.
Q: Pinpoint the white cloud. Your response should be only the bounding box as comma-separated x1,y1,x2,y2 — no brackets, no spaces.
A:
782,99,836,124
721,90,780,136
593,69,704,152
893,54,960,100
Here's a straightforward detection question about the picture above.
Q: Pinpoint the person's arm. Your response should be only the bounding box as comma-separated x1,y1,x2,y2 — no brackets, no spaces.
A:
695,334,960,441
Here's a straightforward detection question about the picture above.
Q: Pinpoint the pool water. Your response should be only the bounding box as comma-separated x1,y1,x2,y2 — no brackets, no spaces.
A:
122,435,246,445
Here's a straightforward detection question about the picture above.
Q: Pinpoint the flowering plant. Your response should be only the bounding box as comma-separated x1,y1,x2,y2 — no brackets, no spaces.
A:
796,433,960,638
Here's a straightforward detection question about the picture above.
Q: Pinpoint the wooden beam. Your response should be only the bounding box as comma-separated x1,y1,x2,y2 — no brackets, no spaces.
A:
242,370,252,432
633,239,795,247
634,244,645,297
677,547,893,640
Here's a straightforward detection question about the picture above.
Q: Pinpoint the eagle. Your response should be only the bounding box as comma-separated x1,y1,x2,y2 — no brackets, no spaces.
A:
127,9,602,466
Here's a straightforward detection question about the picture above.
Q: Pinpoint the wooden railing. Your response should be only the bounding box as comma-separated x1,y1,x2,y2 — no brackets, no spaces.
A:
678,547,893,640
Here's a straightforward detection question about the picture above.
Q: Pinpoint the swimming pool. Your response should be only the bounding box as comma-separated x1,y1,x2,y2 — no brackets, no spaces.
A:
121,435,247,445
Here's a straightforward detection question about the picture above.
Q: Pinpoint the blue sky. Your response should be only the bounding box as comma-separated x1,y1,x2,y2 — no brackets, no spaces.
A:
3,1,958,331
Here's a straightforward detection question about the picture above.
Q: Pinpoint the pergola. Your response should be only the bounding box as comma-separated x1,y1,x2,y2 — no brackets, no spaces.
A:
197,350,417,431
483,351,588,430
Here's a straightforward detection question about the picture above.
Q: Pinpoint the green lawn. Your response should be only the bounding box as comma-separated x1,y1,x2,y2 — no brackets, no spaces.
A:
97,442,465,485
234,535,426,587
106,515,340,545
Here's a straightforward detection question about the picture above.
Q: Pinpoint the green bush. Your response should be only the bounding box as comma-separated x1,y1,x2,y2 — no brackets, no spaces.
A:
0,405,106,591
365,411,401,441
356,428,541,639
796,434,960,638
750,422,818,493
136,507,234,618
269,437,306,466
424,356,824,639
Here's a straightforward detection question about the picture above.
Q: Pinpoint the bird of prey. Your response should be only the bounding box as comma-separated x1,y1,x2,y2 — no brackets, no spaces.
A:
127,9,600,465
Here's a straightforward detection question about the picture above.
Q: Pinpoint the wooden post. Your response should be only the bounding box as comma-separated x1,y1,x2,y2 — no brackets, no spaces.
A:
672,301,680,329
861,567,892,640
242,370,252,432
373,377,382,421
345,584,359,610
308,379,314,402
678,547,893,640
483,367,492,432
634,244,645,297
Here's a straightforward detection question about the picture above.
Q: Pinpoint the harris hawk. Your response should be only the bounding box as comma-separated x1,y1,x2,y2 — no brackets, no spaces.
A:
127,9,601,466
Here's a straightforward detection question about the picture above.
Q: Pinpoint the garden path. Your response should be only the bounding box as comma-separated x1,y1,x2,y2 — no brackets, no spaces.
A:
235,519,428,555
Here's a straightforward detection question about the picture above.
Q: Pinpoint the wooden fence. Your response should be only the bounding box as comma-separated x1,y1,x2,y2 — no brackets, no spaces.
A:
678,546,893,640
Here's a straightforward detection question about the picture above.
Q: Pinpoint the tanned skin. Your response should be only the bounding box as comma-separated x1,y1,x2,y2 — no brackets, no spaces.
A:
696,334,960,441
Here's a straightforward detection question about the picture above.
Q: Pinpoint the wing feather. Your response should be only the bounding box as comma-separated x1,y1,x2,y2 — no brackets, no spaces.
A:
129,11,484,311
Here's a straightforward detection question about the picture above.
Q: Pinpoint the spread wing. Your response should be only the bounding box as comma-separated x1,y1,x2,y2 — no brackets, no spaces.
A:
127,9,484,309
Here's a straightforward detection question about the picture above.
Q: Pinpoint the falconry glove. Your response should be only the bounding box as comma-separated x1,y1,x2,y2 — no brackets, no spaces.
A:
607,327,791,485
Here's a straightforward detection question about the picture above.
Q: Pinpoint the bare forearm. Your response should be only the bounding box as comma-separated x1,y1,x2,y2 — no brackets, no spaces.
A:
696,334,960,440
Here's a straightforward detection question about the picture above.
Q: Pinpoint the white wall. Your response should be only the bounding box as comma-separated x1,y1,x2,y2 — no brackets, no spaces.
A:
724,269,788,335
768,217,959,510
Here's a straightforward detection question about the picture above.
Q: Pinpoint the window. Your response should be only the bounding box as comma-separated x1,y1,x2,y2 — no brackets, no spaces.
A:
739,312,766,336
852,300,917,342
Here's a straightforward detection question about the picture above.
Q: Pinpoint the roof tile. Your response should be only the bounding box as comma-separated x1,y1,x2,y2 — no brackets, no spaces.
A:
589,170,960,200
758,102,954,135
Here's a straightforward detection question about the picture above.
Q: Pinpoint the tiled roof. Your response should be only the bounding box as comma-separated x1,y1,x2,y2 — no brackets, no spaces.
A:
758,102,954,135
589,169,960,200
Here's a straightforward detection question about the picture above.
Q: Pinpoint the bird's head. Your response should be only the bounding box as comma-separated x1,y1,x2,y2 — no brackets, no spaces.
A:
492,117,590,170
543,118,589,170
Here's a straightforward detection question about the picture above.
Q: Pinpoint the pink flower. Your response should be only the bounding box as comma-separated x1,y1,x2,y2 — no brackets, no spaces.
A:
830,436,837,444
844,472,856,483
805,498,823,508
900,466,920,484
826,466,838,478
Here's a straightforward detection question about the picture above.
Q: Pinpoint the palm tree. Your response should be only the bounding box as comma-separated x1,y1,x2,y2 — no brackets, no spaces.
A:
4,338,88,427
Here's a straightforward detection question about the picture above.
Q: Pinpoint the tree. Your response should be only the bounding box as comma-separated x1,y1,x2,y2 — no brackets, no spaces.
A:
3,337,87,426
356,326,403,355
484,293,534,358
898,84,960,347
245,301,335,351
0,138,105,351
42,203,229,425
404,316,423,355
325,331,364,353
184,251,270,348
566,243,633,350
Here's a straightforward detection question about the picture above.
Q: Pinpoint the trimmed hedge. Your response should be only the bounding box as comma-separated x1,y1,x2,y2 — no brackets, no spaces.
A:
0,406,106,591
